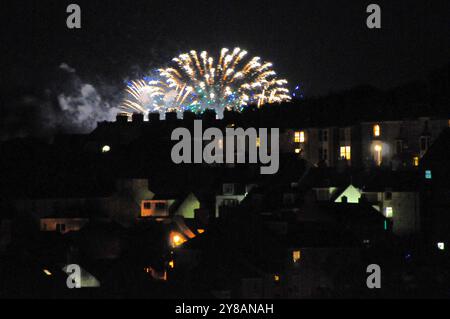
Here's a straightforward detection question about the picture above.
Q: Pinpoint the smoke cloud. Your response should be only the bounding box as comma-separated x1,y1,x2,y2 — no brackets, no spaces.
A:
0,63,122,141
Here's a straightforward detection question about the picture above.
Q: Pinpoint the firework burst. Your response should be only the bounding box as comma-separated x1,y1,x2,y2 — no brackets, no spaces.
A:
120,47,291,118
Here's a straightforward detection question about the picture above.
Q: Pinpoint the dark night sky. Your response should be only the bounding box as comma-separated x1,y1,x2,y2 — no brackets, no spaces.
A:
2,0,450,96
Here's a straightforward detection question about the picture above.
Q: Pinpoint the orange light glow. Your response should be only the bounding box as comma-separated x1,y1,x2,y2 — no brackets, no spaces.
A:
170,231,187,248
197,229,205,234
373,124,380,137
293,250,301,263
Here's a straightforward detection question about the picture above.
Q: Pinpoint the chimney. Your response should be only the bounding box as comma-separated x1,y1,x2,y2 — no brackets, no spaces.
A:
183,111,195,122
165,112,178,122
148,112,161,122
132,113,144,123
224,109,238,124
116,113,129,123
202,109,217,122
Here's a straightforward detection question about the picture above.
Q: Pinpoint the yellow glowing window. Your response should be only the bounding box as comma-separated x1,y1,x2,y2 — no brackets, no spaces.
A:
295,131,305,143
168,260,175,269
293,250,301,263
197,229,205,234
413,157,419,167
274,275,280,282
374,144,383,166
340,146,351,160
385,207,393,218
373,124,381,137
170,232,187,248
256,137,260,147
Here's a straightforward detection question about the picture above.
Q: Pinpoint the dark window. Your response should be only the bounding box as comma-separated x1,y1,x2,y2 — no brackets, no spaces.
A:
420,137,429,151
56,224,66,233
318,130,323,142
143,202,152,209
385,192,392,200
155,202,167,210
339,128,345,140
323,130,328,142
318,148,323,160
323,149,328,160
223,184,235,195
222,199,239,207
396,140,403,154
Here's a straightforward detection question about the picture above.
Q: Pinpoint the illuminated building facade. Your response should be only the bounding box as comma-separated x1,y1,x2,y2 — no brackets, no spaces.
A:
281,117,448,169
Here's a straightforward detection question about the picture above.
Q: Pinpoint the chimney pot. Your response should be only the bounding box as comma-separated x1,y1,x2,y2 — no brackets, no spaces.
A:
132,113,144,122
148,112,161,122
116,113,129,123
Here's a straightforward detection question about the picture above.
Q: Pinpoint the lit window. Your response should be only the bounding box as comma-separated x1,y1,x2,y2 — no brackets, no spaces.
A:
385,207,393,218
293,250,301,263
340,146,351,160
274,275,280,282
437,242,445,251
295,148,301,154
197,229,205,234
256,137,260,147
373,124,380,137
168,260,175,269
374,144,382,166
413,157,419,167
295,131,305,143
425,170,432,180
101,145,111,153
170,232,187,248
